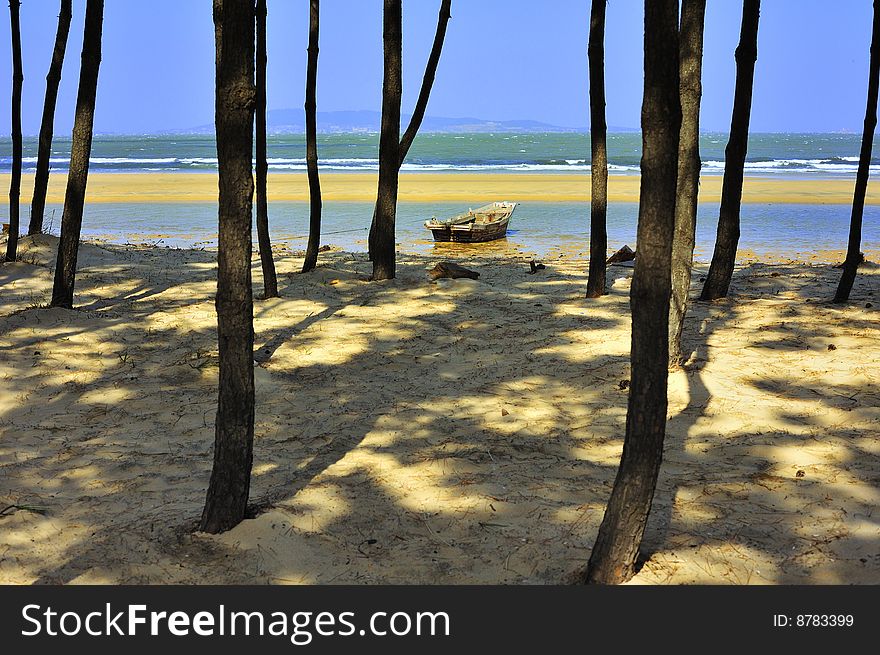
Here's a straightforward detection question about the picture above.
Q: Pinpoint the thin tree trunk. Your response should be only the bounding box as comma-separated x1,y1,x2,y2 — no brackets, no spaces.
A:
585,0,608,298
49,0,103,306
28,0,72,237
835,0,880,303
700,0,760,301
5,0,23,262
668,0,706,365
200,0,257,534
398,0,450,162
583,0,681,585
371,0,402,281
368,0,451,261
301,0,323,273
254,0,278,297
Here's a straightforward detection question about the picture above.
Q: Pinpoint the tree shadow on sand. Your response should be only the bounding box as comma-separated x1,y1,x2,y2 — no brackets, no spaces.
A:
1,241,877,584
640,261,879,583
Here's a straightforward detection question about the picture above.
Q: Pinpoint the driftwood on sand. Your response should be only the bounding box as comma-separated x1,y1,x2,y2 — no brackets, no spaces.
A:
607,244,636,264
528,260,546,274
428,261,480,280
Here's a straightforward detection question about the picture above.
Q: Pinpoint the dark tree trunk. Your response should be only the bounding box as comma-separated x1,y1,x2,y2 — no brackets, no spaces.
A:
835,0,880,303
301,0,323,273
49,0,103,306
200,0,257,535
585,0,608,298
668,0,706,365
371,0,402,281
254,0,278,297
368,0,451,261
583,0,681,585
5,0,23,262
700,0,760,301
28,0,72,237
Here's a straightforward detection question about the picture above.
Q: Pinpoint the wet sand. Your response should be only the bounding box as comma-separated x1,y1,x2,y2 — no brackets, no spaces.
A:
2,171,876,204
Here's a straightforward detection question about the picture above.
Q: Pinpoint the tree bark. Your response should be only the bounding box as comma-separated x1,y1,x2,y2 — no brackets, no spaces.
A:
668,0,706,365
700,0,760,301
200,0,257,534
301,0,323,273
49,0,103,306
368,0,451,262
835,0,880,303
585,0,608,298
5,0,23,262
371,0,402,281
584,0,681,585
28,0,72,237
254,0,278,297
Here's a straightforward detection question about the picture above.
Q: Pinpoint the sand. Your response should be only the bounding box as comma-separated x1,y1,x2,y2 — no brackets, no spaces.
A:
1,234,878,584
2,171,879,204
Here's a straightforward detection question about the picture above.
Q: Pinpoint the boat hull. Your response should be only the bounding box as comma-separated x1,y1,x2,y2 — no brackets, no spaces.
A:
425,202,516,243
428,216,510,243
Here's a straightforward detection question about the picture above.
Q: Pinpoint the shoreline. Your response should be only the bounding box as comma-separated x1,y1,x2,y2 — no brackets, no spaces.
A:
1,172,874,204
16,233,877,267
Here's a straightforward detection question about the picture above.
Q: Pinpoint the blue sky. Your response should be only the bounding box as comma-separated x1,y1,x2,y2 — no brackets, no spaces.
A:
0,0,875,135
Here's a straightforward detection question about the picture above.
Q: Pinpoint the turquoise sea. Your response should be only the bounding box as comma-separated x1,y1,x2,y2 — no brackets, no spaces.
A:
2,132,878,176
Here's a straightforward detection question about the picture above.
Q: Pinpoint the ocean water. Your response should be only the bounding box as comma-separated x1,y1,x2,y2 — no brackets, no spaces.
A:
26,200,878,259
3,132,877,258
1,132,879,176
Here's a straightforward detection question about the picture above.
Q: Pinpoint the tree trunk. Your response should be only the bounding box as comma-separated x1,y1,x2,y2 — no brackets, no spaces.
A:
835,0,880,303
5,0,23,262
371,0,402,281
301,0,323,273
49,0,103,306
254,0,278,297
398,0,451,162
700,0,760,301
368,0,451,262
583,0,681,585
200,0,257,535
668,0,706,366
28,0,72,237
585,0,608,298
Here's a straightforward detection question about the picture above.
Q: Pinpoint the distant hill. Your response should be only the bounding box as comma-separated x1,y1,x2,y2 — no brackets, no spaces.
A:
180,109,637,134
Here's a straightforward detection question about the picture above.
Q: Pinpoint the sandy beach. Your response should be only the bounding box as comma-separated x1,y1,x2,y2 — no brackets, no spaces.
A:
1,234,877,584
3,171,879,204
